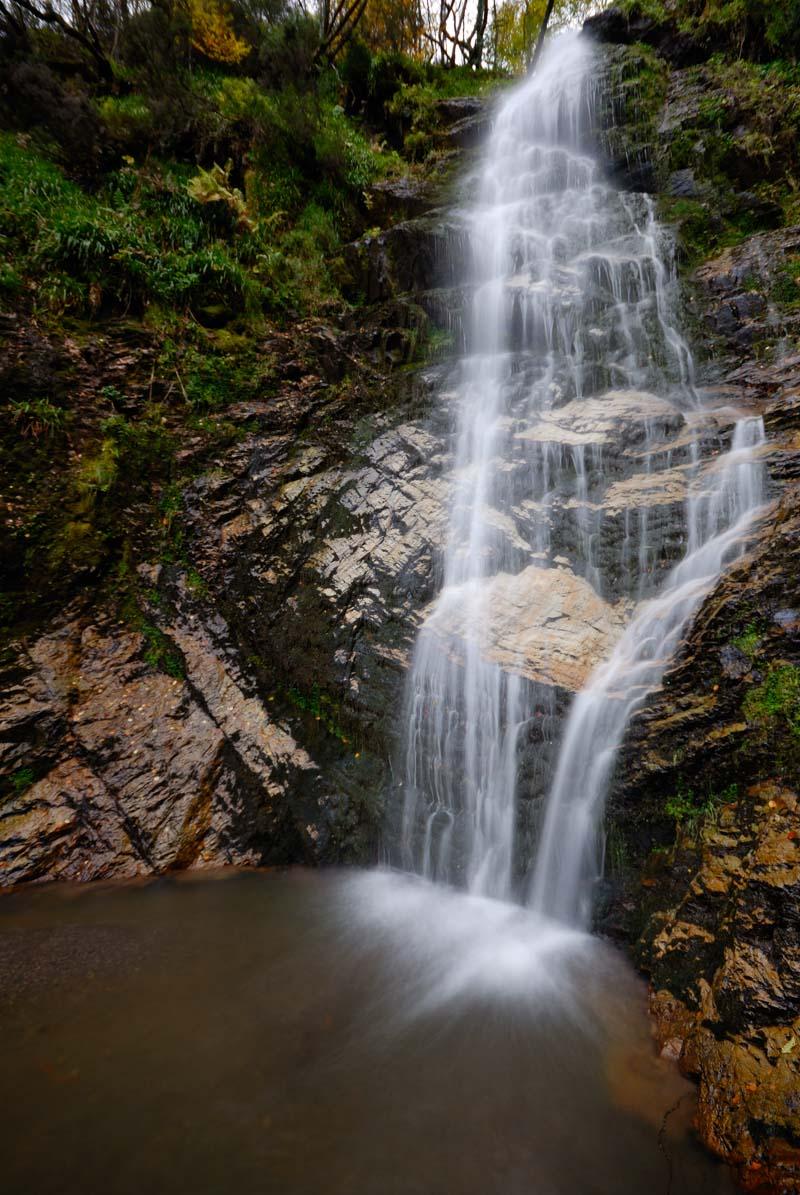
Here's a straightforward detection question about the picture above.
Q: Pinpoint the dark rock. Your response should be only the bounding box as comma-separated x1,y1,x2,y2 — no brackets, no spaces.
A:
719,644,751,679
583,6,711,66
343,216,470,304
434,96,485,123
368,177,438,224
667,168,698,198
439,111,490,150
729,191,784,231
605,485,800,1189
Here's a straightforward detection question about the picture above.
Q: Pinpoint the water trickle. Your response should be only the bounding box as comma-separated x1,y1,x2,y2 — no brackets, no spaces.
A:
530,415,767,925
401,32,767,917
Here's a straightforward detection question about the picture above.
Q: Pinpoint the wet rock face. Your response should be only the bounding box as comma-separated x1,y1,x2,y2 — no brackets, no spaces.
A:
606,479,800,1188
693,228,800,353
0,614,322,884
0,89,497,887
587,15,800,1186
0,351,453,884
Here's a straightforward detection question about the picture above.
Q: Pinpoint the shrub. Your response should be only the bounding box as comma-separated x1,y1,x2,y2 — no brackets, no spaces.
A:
341,39,373,111
0,61,105,177
9,398,67,440
97,94,157,144
258,10,320,90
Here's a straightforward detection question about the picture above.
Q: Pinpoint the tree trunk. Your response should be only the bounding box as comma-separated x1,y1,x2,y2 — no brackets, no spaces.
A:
527,0,555,73
468,0,488,68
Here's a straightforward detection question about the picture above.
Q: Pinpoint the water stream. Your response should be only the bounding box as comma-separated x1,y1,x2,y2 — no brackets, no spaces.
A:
401,32,766,914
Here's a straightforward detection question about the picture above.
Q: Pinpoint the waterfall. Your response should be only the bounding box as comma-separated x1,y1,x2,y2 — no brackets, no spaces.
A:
529,416,766,925
400,33,767,918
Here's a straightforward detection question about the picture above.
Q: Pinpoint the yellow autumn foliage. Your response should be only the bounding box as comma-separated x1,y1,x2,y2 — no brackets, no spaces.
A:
187,0,249,64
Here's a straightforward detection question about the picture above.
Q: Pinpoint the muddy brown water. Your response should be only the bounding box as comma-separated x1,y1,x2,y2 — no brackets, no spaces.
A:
0,868,734,1194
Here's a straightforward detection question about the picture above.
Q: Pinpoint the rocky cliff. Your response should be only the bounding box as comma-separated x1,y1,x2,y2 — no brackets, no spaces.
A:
585,8,800,1189
0,101,488,883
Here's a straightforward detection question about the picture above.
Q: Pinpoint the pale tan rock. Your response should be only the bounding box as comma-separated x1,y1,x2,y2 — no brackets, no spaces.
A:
421,565,623,691
602,465,690,513
517,389,684,449
0,607,322,886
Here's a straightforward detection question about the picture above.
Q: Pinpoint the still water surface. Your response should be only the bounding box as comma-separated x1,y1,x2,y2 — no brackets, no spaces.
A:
1,869,734,1194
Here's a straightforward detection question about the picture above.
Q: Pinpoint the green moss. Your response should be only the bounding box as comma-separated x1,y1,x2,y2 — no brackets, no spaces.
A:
117,583,184,679
743,664,800,737
665,780,738,825
156,482,186,564
658,197,716,265
142,622,184,678
426,326,456,359
732,623,763,658
184,568,208,598
9,766,36,796
771,258,800,308
286,683,350,746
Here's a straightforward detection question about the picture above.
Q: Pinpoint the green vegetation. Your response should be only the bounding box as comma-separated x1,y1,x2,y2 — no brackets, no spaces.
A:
0,0,508,642
732,623,763,658
743,664,800,737
0,123,372,321
618,0,800,60
9,767,36,796
116,573,185,678
771,258,800,308
8,397,67,440
287,683,351,746
601,39,800,266
605,824,631,877
653,52,800,262
665,779,739,826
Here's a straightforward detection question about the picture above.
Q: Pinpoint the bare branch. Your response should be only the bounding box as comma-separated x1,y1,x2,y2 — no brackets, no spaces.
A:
9,0,114,79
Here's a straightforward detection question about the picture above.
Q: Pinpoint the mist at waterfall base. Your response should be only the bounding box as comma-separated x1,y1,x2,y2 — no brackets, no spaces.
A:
1,869,735,1194
0,36,763,1195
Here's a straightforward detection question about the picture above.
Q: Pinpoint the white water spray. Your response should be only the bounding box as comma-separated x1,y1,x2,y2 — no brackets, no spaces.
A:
401,33,767,920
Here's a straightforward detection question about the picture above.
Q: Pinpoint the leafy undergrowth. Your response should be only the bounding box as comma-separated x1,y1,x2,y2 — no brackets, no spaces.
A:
617,0,800,61
0,24,505,644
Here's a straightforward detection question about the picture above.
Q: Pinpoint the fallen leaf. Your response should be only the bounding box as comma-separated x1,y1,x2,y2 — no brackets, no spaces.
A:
781,1035,796,1055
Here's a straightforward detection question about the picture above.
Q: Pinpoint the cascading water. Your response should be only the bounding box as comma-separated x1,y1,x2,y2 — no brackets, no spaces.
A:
401,32,767,917
529,416,766,925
